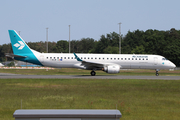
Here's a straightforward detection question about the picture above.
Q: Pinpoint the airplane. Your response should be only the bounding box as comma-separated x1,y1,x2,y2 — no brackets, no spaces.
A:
7,30,176,76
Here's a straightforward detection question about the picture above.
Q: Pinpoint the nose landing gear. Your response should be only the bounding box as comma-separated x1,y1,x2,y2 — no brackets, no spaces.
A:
156,71,159,76
155,69,160,76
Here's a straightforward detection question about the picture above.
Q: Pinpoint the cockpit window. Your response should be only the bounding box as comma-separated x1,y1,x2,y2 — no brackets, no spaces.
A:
162,58,168,60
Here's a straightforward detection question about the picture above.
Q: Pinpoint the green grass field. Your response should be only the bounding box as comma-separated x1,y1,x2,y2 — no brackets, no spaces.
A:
0,78,180,120
0,69,179,119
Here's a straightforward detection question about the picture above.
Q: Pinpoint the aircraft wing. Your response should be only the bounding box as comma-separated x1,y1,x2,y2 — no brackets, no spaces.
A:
73,53,119,69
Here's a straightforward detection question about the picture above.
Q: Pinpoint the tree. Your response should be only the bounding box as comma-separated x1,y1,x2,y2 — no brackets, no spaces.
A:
131,45,145,54
0,43,13,62
28,41,46,52
103,46,119,54
94,32,119,53
54,40,68,53
163,28,180,66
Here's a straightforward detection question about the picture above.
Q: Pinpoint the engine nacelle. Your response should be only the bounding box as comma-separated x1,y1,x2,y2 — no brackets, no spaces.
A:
103,65,120,74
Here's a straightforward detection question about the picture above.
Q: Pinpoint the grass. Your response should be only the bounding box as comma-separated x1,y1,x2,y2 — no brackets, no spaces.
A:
0,68,179,76
0,78,180,120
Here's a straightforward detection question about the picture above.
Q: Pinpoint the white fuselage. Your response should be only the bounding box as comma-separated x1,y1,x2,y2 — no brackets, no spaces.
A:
36,53,176,70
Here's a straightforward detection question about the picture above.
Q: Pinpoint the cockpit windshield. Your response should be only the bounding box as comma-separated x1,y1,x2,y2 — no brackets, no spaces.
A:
162,58,168,60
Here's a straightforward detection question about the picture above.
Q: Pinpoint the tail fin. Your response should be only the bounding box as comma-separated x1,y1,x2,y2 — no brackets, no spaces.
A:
8,30,42,66
8,30,32,55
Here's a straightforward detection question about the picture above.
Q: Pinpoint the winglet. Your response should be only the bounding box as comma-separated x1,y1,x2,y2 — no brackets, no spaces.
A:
73,53,82,61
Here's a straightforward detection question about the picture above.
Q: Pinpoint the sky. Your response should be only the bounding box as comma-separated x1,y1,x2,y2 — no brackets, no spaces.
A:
0,0,180,45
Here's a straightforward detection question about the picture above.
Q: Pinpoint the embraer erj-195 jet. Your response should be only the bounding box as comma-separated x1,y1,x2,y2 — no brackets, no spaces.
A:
7,30,176,76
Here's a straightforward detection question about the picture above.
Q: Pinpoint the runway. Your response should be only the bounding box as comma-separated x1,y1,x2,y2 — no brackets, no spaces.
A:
0,73,179,80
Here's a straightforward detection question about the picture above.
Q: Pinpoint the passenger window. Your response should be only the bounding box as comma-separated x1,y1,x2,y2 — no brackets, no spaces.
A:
57,57,59,59
47,57,48,59
71,57,73,59
121,58,123,60
54,57,56,59
146,59,148,60
50,57,52,59
114,58,116,60
88,57,90,59
111,58,112,60
128,58,130,60
64,57,66,59
143,58,144,60
91,57,93,59
139,58,141,60
103,58,104,60
99,58,101,60
81,57,83,59
95,58,97,59
125,58,126,60
132,58,134,60
107,58,109,60
84,57,86,59
61,57,63,59
135,58,137,60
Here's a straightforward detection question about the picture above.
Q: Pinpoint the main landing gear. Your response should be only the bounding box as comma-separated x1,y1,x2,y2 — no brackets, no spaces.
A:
90,71,96,76
155,69,160,76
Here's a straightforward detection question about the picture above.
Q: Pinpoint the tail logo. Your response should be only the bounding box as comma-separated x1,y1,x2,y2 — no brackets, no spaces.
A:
13,41,25,50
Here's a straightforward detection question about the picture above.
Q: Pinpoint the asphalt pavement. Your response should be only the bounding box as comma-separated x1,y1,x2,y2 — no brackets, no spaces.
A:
0,73,179,80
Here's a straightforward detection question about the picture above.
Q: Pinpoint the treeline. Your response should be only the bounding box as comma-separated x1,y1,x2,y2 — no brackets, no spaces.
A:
0,28,180,66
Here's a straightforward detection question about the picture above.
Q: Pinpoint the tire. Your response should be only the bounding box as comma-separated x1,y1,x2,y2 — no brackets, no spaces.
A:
156,72,159,76
91,71,96,76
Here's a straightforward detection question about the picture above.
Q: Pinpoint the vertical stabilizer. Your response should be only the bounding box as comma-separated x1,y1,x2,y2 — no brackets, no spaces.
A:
8,30,32,55
8,30,42,65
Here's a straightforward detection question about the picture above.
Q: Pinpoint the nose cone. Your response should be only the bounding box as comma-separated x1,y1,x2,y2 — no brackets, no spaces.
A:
170,62,176,69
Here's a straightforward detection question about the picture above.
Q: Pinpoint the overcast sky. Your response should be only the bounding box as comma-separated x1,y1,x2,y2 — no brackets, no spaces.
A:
1,0,180,45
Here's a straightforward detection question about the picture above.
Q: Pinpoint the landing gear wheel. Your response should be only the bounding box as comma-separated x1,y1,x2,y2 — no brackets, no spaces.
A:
91,71,96,76
156,71,159,76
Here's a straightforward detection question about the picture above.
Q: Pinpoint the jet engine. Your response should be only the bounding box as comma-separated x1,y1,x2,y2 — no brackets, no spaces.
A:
103,65,120,74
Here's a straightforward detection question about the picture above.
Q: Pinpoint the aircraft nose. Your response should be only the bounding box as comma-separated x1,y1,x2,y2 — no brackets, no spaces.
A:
171,62,176,68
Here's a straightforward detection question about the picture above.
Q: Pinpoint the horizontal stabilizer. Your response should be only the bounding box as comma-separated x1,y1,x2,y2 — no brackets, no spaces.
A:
5,53,27,58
